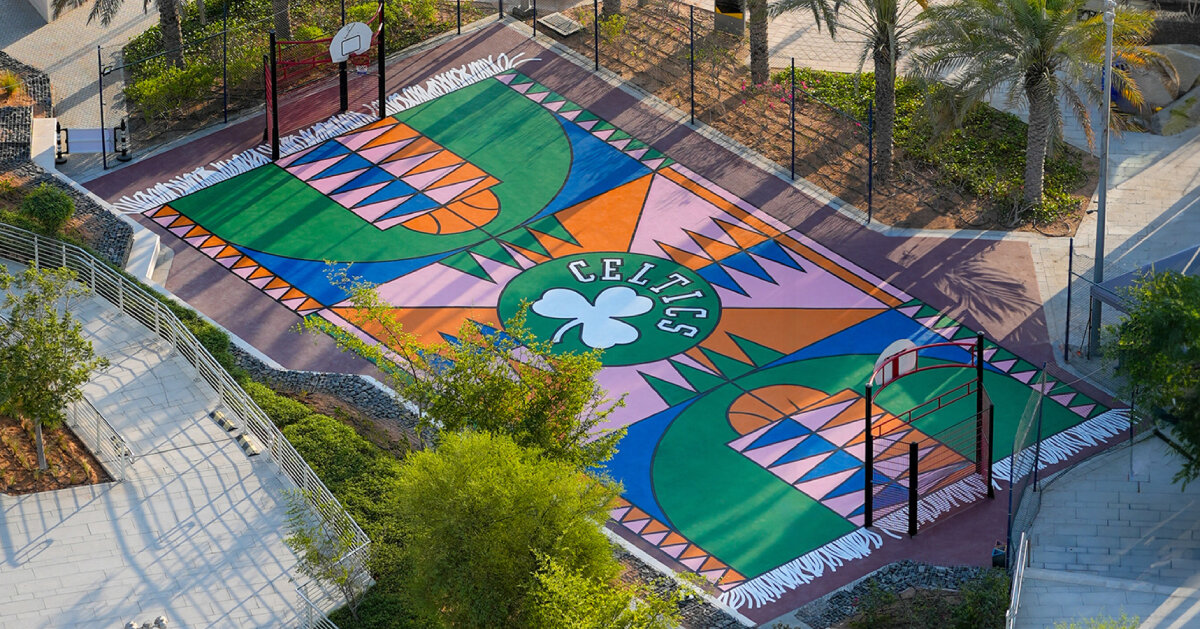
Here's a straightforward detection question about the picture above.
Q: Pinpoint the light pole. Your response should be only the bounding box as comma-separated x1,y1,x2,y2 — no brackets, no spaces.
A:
1087,0,1116,358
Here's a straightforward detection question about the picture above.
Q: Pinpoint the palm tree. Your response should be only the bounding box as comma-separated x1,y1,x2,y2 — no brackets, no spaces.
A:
770,0,927,184
748,0,769,84
910,0,1159,211
54,0,186,68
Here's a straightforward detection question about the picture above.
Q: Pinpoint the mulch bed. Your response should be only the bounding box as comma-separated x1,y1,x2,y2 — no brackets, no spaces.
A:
0,413,110,494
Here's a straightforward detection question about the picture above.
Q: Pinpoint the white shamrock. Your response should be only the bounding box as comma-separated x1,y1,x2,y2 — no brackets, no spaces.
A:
532,286,653,349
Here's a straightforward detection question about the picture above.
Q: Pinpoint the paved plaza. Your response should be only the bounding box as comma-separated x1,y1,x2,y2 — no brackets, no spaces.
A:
0,261,306,627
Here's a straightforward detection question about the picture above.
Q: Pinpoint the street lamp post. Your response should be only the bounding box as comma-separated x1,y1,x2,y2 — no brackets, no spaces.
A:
1087,0,1116,358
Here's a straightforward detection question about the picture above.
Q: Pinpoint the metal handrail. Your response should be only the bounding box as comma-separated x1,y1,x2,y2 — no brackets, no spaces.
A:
1005,532,1031,629
296,580,343,629
0,222,371,584
66,397,135,481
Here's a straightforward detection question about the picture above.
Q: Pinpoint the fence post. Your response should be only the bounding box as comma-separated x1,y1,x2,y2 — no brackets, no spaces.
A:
789,57,795,181
864,383,874,527
499,0,504,20
33,237,39,269
268,31,280,160
1032,366,1045,491
1064,238,1074,363
689,5,695,126
378,0,387,120
457,0,461,34
866,104,873,223
89,257,96,294
97,46,108,170
976,332,985,466
593,0,599,71
533,0,537,36
908,441,918,537
223,1,229,124
339,0,348,112
986,404,995,499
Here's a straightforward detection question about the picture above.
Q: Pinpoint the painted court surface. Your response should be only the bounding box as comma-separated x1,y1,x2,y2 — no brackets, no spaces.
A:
93,26,1123,622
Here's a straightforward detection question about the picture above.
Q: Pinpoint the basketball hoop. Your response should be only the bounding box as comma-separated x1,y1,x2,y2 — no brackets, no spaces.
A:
330,22,374,63
873,339,917,387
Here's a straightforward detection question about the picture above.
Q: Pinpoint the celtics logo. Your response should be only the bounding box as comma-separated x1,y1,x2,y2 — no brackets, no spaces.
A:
498,252,721,366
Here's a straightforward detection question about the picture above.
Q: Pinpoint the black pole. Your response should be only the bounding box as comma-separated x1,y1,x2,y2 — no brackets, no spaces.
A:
976,333,985,468
986,404,995,499
269,30,279,160
457,0,461,34
223,0,229,123
263,54,270,143
593,0,599,71
339,0,348,112
378,0,387,120
908,441,918,537
499,0,503,20
689,5,695,126
97,46,108,170
790,57,795,181
866,104,874,223
1064,238,1074,363
864,383,874,527
1032,363,1045,491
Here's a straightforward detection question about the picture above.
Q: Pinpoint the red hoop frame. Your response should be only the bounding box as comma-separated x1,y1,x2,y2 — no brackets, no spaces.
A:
275,4,383,82
869,339,978,392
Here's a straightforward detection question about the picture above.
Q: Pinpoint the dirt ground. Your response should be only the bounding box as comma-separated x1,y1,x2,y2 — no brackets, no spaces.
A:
0,414,110,494
537,2,1093,234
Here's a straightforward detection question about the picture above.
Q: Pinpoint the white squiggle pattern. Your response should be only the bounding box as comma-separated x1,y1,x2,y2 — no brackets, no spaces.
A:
718,528,884,610
991,408,1131,488
114,53,538,215
872,474,990,536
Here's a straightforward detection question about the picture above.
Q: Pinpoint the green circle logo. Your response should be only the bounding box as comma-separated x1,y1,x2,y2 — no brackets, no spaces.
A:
498,252,721,366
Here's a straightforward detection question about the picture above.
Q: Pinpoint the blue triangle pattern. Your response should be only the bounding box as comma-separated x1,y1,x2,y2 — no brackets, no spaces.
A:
826,466,866,499
721,250,774,283
311,153,372,180
797,447,858,482
746,419,811,451
333,167,397,194
380,194,440,220
289,140,351,166
356,179,419,207
874,481,908,508
749,240,804,271
696,263,747,296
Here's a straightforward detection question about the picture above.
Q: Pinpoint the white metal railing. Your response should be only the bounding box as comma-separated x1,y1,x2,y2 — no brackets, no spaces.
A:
66,397,135,481
0,222,371,592
1005,532,1031,629
296,580,345,629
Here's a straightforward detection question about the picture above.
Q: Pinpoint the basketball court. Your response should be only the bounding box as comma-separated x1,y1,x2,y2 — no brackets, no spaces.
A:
84,23,1125,622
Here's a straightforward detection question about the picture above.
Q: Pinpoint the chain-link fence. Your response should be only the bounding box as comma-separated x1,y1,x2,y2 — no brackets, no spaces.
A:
1061,238,1133,395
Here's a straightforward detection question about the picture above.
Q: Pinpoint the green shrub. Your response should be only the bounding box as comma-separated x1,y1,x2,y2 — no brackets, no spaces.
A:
1055,613,1140,629
243,381,312,427
952,569,1009,629
125,63,219,120
21,184,75,234
848,581,899,629
0,70,24,101
283,413,388,493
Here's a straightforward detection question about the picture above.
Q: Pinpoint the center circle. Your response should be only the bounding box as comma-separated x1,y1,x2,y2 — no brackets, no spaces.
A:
497,252,722,366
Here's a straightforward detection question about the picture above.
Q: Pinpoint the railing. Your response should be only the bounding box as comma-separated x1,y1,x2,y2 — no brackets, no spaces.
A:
296,580,343,629
1005,532,1031,629
0,222,371,600
66,397,135,482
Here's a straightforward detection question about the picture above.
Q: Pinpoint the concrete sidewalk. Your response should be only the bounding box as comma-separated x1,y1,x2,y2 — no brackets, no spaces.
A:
0,260,306,627
1015,437,1200,629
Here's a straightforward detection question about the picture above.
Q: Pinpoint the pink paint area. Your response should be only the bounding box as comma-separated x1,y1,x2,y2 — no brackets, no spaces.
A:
308,169,369,195
743,436,807,467
610,138,631,151
332,182,388,208
338,125,392,151
285,155,346,181
768,451,832,484
276,142,318,167
402,164,461,191
714,249,886,311
351,196,411,223
424,176,485,205
789,397,857,431
544,100,564,112
629,174,746,260
371,255,512,308
793,467,857,499
382,151,438,178
627,148,648,160
357,137,416,163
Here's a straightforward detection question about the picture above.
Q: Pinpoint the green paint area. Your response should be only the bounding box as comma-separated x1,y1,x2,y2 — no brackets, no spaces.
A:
168,80,570,262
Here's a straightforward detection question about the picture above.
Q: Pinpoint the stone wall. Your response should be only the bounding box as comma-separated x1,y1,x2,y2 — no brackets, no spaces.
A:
1151,13,1200,47
2,161,133,267
614,547,746,628
229,343,421,434
0,106,32,163
0,51,53,117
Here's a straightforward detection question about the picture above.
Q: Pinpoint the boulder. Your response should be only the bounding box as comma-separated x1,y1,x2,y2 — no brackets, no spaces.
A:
1150,83,1200,135
1155,44,1200,94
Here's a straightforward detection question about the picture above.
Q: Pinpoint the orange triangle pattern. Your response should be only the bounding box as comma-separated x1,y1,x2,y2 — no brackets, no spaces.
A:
611,498,746,591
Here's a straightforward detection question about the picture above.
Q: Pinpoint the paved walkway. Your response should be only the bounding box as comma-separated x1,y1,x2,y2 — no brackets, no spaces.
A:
1015,436,1200,628
0,260,306,627
1,0,153,128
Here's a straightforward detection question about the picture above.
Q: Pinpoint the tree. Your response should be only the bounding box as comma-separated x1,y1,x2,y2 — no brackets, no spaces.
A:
299,277,625,470
53,0,186,69
1107,271,1200,483
0,266,108,471
273,0,293,40
748,0,769,85
388,430,621,627
771,0,928,184
910,0,1159,213
284,489,370,622
530,555,688,629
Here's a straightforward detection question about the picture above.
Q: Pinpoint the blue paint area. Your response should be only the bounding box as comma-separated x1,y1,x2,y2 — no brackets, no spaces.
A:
380,194,439,220
749,240,804,271
601,400,697,524
312,153,373,180
234,246,454,305
697,263,747,296
290,140,351,166
721,250,774,283
357,179,419,207
826,467,866,499
771,310,953,369
528,117,650,222
747,420,811,451
334,167,399,195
